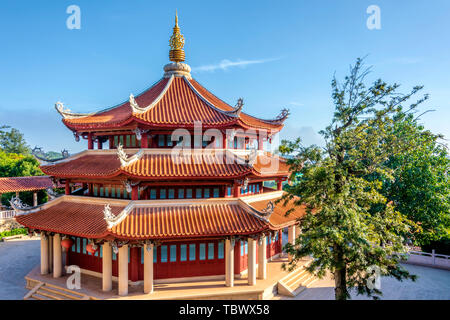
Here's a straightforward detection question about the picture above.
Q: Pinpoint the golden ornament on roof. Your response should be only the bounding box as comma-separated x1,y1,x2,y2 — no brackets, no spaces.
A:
169,11,185,62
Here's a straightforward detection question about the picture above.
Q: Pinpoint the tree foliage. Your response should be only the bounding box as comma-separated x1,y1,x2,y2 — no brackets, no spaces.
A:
279,58,429,300
380,114,450,246
0,125,30,155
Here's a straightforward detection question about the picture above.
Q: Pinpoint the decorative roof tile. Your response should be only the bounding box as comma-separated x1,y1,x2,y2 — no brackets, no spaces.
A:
0,176,54,193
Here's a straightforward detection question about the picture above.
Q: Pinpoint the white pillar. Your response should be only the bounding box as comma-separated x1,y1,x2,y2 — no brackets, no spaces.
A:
295,224,301,238
118,245,129,296
33,192,38,206
102,242,112,292
225,239,234,287
53,234,62,278
248,238,257,286
288,225,296,261
40,233,49,275
143,244,154,294
258,236,267,280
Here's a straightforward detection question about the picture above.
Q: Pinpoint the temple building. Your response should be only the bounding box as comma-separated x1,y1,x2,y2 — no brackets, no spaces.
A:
14,14,305,297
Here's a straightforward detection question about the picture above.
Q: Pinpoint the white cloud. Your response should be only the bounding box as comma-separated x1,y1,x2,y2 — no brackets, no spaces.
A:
192,57,281,72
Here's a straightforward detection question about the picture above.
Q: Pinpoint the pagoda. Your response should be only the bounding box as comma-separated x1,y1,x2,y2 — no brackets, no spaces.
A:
14,14,305,297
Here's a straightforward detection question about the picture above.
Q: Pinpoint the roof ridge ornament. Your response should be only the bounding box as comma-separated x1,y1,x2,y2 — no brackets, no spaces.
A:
169,10,185,62
131,75,175,113
116,143,144,167
103,202,134,229
132,128,149,141
223,98,244,117
55,101,95,119
262,108,290,123
32,146,70,163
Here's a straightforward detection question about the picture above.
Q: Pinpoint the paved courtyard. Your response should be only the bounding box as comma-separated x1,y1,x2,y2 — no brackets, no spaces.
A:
0,237,449,300
0,237,40,300
275,263,450,300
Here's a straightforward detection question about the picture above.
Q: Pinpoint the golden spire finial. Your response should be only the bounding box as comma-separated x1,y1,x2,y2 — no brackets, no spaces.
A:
169,11,185,62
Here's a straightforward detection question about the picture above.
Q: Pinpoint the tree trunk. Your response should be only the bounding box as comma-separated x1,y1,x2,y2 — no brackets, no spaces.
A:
334,266,348,300
333,244,348,300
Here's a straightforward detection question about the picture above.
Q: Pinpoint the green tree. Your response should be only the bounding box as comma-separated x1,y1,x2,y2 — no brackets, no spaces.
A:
279,58,427,300
0,125,30,155
381,114,450,247
0,150,45,206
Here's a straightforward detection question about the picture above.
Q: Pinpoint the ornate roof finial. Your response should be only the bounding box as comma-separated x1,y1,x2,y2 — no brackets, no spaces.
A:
169,10,185,62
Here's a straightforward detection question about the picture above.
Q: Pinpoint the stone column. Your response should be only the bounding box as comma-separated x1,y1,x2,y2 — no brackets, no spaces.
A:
143,244,154,294
40,233,49,275
225,239,234,287
248,238,257,286
118,245,129,296
258,236,267,280
102,242,112,292
33,192,38,206
53,234,62,278
288,225,296,261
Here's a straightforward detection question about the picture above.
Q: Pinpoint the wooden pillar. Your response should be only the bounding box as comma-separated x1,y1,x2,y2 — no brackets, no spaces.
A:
65,180,71,195
143,244,154,294
88,133,93,150
97,138,103,150
222,134,227,149
277,179,283,191
15,191,19,198
118,245,129,296
53,234,62,278
130,247,139,282
233,182,240,198
141,133,148,148
258,236,267,280
40,233,49,275
48,235,53,273
33,192,38,207
102,242,112,292
248,238,256,286
131,186,139,200
109,136,114,149
225,239,234,287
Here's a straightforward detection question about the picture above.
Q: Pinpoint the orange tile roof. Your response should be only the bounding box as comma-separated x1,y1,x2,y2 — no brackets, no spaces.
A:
249,196,308,227
111,202,267,239
41,154,121,178
0,176,54,193
133,77,236,126
16,193,305,239
16,197,270,239
16,199,124,238
40,151,289,180
189,79,286,130
61,76,285,132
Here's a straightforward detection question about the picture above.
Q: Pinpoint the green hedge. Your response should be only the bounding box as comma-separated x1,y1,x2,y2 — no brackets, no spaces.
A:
0,228,28,240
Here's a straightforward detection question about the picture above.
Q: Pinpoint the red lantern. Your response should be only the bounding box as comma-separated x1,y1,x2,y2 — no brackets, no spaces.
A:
86,243,98,254
61,238,74,249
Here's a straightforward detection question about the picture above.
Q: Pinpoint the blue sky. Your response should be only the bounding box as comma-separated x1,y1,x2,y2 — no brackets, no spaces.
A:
0,0,449,153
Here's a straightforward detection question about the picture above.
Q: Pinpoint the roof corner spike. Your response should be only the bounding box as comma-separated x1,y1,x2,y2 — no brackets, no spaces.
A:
275,108,290,123
116,143,144,167
54,101,94,119
227,98,244,117
129,93,141,113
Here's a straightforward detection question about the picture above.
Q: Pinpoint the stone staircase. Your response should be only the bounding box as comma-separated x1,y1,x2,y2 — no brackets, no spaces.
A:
277,262,317,297
24,281,94,300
